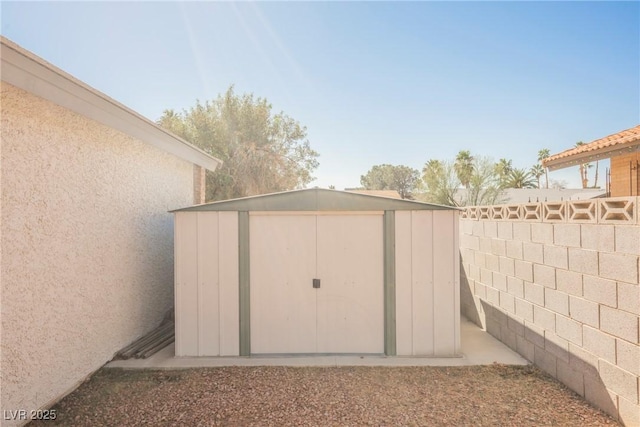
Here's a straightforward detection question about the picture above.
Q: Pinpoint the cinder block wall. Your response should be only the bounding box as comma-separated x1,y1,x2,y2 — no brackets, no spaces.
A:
460,197,639,426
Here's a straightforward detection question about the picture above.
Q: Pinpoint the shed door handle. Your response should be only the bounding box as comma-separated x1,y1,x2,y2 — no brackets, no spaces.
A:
313,278,321,289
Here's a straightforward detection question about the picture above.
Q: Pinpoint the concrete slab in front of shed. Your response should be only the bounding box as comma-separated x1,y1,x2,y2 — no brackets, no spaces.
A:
106,317,528,369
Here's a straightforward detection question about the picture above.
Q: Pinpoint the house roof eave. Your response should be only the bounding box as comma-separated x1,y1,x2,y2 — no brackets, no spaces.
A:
543,125,640,171
545,143,640,171
0,36,222,172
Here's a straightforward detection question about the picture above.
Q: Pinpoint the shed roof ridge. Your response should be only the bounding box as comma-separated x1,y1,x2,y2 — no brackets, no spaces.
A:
171,188,458,212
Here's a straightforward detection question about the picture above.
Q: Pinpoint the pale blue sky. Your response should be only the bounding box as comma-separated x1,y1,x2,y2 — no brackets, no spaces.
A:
2,1,638,189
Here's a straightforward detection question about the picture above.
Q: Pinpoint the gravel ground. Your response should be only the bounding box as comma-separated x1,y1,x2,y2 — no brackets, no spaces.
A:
30,365,618,426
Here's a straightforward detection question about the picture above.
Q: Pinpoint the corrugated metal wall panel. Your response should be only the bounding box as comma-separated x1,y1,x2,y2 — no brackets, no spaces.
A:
433,210,457,356
175,211,239,356
197,212,220,356
394,211,413,355
394,210,460,357
411,211,435,355
175,212,199,356
218,212,240,356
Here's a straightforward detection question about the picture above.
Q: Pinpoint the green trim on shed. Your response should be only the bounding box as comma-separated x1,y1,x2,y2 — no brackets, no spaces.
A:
238,211,251,356
384,211,397,356
171,188,457,212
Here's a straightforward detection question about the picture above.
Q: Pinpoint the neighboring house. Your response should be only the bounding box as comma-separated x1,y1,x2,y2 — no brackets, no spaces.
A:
1,36,221,426
487,188,606,204
543,125,640,197
452,188,606,206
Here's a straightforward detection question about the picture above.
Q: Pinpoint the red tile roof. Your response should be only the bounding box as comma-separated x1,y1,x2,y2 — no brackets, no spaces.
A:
543,125,640,170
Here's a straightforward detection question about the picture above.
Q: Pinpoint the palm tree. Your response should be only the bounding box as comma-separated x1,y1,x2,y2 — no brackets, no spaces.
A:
504,168,537,189
537,148,550,189
593,160,599,188
530,164,545,188
584,162,593,188
423,159,444,176
454,150,474,188
575,142,589,188
494,158,513,187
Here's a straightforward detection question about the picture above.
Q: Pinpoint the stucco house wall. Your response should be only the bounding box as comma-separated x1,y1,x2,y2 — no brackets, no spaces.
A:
0,81,198,423
1,36,220,426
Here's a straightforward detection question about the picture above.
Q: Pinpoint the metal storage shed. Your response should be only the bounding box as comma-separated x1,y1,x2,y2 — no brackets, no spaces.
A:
172,188,460,357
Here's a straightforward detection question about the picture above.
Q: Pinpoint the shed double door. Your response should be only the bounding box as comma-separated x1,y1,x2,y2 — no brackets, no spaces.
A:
250,213,384,354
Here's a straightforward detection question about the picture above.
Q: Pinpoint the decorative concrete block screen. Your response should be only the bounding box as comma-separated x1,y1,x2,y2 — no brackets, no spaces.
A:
460,197,639,426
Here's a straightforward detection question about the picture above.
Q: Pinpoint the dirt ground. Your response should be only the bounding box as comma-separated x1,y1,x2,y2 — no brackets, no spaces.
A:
30,364,618,426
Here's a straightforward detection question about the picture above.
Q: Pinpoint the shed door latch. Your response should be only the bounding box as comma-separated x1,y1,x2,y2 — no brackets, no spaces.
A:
313,278,321,289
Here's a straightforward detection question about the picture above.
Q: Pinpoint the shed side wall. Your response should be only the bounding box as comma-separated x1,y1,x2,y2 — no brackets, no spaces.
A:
175,212,199,355
394,211,413,355
218,212,240,356
198,212,221,355
174,211,239,356
1,82,194,423
433,210,460,356
411,211,436,355
395,210,460,356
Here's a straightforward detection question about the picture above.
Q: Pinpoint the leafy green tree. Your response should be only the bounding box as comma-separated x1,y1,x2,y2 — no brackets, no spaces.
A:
530,164,545,188
464,156,504,206
537,148,551,189
454,150,475,188
550,179,568,189
420,156,503,206
360,164,420,199
504,168,537,189
421,160,460,206
158,86,319,201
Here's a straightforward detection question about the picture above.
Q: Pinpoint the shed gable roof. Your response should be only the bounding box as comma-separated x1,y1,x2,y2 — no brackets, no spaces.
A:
543,125,640,171
171,188,457,212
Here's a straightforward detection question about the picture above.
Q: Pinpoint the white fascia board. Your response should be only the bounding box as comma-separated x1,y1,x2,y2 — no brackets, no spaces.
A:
1,38,221,172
